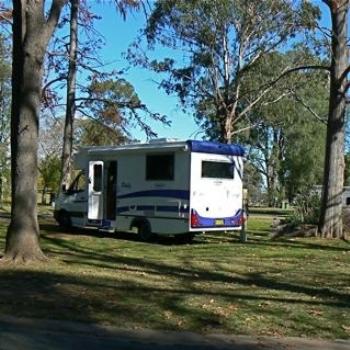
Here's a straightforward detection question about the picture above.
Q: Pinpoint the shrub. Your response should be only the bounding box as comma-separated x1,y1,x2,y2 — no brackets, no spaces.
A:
293,191,320,225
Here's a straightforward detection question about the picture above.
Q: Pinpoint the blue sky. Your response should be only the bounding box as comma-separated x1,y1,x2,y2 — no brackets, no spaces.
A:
91,2,199,142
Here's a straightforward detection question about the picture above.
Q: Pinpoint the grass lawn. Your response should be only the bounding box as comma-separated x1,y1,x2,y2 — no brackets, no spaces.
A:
249,206,294,216
0,210,349,339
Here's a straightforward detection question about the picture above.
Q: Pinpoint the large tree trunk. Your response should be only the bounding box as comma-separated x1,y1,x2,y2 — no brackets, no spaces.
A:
0,175,3,209
0,82,4,209
318,0,349,239
60,0,79,190
3,0,66,263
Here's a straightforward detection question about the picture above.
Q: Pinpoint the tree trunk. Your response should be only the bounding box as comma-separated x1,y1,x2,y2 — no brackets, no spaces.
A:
41,185,47,205
0,174,3,209
60,0,79,191
3,0,66,263
0,74,8,210
318,0,349,239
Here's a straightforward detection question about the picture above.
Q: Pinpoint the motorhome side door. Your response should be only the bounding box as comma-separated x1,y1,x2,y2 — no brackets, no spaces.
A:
88,161,104,221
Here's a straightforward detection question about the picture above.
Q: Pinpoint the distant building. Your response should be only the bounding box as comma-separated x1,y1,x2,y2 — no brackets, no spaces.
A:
313,185,350,207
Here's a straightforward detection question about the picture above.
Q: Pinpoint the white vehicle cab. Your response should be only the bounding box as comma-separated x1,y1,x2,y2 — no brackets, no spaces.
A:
54,139,245,241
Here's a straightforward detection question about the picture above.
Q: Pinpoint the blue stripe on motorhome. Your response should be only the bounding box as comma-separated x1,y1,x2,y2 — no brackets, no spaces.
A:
116,205,189,214
157,205,189,213
187,140,245,156
117,206,130,213
137,205,154,211
118,189,190,200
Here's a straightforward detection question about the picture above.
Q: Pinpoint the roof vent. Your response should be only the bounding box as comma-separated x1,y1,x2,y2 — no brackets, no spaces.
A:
149,138,179,144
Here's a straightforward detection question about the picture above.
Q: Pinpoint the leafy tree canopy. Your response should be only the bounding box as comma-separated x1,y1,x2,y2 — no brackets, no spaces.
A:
77,76,169,139
129,0,321,142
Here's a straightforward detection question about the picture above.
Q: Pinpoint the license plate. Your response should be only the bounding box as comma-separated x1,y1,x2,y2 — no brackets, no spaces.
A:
215,219,224,226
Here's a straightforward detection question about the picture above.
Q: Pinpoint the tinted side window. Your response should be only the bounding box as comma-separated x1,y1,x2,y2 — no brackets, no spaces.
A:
146,154,174,181
93,164,103,191
201,161,234,179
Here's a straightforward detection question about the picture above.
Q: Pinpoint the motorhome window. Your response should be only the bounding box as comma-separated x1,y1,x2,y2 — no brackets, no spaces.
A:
346,197,350,206
93,164,103,191
75,172,87,191
201,161,234,179
68,172,86,193
146,154,174,180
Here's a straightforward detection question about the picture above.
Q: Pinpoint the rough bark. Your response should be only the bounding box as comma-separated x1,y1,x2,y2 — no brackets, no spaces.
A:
0,176,3,209
0,81,5,209
60,0,79,191
3,0,66,263
318,0,349,239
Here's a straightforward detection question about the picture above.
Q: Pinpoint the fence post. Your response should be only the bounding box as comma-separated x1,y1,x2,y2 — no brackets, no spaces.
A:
240,188,248,243
240,216,247,242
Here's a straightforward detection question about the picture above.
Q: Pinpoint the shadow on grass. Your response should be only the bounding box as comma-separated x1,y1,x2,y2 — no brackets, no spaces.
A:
0,266,349,334
39,219,350,253
0,259,349,340
38,233,350,309
0,268,219,330
1,223,349,336
41,223,140,241
1,217,349,337
39,223,238,246
245,233,350,252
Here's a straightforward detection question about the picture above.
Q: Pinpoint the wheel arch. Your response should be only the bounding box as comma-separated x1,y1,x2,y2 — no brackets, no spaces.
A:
130,217,152,232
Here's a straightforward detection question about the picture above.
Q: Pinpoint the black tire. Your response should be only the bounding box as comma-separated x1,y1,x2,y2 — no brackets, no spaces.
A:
138,222,154,242
57,211,72,230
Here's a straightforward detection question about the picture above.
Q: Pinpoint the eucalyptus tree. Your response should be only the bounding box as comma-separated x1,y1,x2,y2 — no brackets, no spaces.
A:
3,0,67,263
42,0,105,190
282,65,328,202
318,0,350,238
45,0,159,191
76,77,168,140
0,34,11,208
75,118,128,146
242,49,328,206
2,0,163,263
60,0,79,190
130,0,320,143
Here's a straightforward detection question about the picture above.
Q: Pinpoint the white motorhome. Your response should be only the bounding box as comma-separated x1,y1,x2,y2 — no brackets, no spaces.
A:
54,139,245,241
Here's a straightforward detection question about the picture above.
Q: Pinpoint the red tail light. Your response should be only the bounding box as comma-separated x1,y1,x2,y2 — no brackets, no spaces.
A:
238,212,247,226
191,210,199,227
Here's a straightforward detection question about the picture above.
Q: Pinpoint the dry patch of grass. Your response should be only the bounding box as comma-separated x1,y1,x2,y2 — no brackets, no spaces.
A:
0,211,349,339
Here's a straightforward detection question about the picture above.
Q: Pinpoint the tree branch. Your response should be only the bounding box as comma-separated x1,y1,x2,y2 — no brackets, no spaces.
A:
42,75,66,95
340,64,350,86
75,96,145,109
293,93,328,125
231,123,260,136
237,64,330,119
261,91,293,106
44,0,67,44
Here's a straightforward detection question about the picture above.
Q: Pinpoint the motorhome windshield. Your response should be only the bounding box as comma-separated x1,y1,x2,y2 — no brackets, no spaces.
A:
201,160,234,179
67,171,87,193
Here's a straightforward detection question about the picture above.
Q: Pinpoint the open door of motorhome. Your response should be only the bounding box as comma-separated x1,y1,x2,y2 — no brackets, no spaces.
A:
88,161,104,221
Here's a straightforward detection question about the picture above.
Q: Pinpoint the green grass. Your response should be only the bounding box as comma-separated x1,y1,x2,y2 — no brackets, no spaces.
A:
249,206,294,216
0,211,349,339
